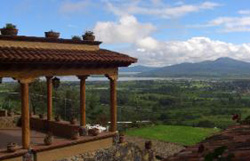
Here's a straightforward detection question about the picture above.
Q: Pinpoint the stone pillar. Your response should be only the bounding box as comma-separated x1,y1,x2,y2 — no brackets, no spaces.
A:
46,76,53,121
19,78,34,149
106,74,118,132
78,75,88,127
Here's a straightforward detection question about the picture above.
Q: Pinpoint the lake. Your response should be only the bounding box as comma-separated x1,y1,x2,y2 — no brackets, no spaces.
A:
1,72,193,82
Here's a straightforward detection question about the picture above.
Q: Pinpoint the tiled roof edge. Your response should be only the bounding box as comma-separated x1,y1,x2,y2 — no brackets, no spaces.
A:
100,49,138,62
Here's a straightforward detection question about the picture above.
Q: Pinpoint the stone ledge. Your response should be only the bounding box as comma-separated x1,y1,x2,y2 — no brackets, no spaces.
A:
61,142,156,161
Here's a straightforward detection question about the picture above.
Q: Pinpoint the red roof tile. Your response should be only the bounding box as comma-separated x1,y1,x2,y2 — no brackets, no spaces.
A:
0,46,137,67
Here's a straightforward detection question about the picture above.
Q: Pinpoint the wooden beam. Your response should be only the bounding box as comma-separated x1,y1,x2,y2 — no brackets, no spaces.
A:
0,67,118,78
78,75,89,127
106,74,118,132
17,78,35,149
46,76,53,121
20,80,31,149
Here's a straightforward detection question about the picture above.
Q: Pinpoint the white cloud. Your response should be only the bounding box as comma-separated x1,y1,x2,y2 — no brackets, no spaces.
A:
207,16,250,32
59,0,90,14
150,0,162,6
239,10,250,15
92,13,250,67
93,15,155,44
190,10,250,33
136,37,159,50
200,2,219,9
127,37,250,67
105,1,220,18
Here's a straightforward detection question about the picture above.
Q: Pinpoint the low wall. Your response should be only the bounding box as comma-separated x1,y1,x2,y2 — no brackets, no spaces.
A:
30,117,79,139
0,116,19,129
0,132,115,161
0,110,7,117
30,117,48,132
60,142,156,161
1,154,23,161
35,137,113,161
2,155,23,161
48,121,79,138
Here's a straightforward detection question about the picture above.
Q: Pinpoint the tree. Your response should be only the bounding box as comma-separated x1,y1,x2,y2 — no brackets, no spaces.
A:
29,79,46,115
86,91,102,123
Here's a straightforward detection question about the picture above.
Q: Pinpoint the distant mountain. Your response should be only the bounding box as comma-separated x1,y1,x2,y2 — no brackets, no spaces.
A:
119,65,160,73
139,57,250,78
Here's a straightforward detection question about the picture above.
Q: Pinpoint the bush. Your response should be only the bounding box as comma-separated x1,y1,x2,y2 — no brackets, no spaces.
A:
197,120,215,128
71,36,81,41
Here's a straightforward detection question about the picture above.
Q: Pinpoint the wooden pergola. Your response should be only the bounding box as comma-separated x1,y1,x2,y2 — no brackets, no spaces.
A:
0,36,137,149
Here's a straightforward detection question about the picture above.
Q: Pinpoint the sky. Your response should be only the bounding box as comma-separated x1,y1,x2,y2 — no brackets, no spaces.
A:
1,0,250,67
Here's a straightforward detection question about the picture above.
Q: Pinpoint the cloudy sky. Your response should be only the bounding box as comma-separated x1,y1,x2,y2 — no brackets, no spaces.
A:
1,0,250,67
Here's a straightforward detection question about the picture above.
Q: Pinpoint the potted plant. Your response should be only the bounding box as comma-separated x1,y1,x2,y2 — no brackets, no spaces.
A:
52,77,60,89
88,128,99,136
7,109,14,117
55,115,61,122
7,142,18,152
145,141,152,150
71,35,81,41
113,132,119,145
70,117,77,125
71,129,80,140
39,113,44,119
45,30,60,39
44,132,54,145
119,131,125,143
82,31,95,41
1,23,18,36
29,111,34,117
79,126,88,136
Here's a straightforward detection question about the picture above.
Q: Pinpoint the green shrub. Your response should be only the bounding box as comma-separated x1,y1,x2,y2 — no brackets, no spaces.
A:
4,23,16,29
71,36,81,41
197,120,215,128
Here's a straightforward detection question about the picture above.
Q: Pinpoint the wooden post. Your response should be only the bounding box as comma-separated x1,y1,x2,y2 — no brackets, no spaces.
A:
46,76,53,121
106,74,118,132
19,78,34,149
78,75,88,127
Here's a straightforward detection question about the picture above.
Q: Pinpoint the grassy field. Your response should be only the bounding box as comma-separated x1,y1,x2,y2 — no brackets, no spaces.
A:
126,125,220,146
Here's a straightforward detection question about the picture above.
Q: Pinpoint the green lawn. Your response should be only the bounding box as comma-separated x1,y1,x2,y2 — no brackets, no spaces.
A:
126,125,220,146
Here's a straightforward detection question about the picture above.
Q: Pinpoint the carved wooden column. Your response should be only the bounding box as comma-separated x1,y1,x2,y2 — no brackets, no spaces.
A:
18,78,34,149
78,75,88,127
106,74,118,132
46,76,53,121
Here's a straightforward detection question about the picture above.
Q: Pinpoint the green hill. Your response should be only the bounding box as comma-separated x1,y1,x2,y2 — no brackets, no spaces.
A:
139,57,250,78
119,65,159,73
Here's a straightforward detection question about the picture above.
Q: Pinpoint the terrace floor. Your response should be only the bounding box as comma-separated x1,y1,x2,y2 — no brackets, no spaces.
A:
0,128,115,161
0,128,64,149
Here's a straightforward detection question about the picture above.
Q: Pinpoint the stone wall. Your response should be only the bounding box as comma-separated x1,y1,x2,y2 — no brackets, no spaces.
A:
0,110,7,117
59,142,156,161
0,116,19,129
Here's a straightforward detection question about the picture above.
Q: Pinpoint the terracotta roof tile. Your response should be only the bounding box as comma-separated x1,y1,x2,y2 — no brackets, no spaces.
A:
0,46,137,67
